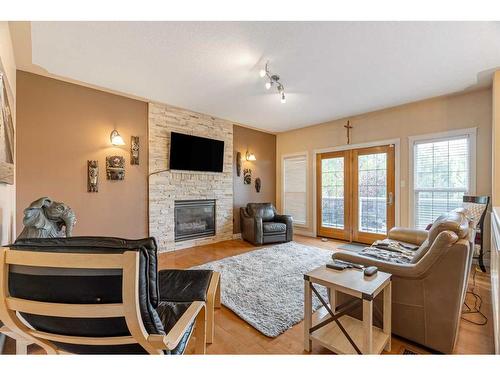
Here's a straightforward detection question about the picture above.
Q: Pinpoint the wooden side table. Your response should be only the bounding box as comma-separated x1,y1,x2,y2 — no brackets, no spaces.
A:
304,265,392,354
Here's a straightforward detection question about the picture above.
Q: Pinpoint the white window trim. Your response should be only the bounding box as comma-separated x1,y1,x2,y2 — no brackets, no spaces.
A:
281,151,309,228
408,127,477,227
312,138,401,236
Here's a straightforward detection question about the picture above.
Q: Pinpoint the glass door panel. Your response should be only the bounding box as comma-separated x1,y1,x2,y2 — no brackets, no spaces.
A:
352,146,395,244
316,151,350,241
358,153,387,234
322,157,344,229
316,145,395,244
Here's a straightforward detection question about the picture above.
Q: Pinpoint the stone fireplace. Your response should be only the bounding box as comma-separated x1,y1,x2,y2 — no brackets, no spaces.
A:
148,102,234,252
175,199,216,242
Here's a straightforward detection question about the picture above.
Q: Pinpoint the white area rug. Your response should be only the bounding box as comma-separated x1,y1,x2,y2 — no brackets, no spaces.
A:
191,241,333,337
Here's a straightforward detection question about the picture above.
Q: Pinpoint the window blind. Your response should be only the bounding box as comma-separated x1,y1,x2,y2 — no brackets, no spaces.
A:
413,136,470,229
283,155,307,225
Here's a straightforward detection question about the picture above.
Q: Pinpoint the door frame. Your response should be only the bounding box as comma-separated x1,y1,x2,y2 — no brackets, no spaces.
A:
351,145,395,244
312,138,401,239
316,150,352,241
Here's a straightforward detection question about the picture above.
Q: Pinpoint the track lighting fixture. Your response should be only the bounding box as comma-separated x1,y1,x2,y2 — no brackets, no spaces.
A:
260,62,286,104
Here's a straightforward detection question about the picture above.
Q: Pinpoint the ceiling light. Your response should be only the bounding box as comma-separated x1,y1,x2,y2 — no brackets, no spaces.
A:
260,61,286,104
110,129,125,146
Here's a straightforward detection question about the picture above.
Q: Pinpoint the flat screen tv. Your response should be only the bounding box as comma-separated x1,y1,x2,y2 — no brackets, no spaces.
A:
169,132,224,172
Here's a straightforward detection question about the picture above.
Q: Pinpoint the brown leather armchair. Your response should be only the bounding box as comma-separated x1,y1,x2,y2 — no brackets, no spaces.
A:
240,203,293,245
333,209,473,353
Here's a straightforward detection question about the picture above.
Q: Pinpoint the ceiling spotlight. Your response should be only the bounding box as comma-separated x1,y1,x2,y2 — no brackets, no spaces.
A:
259,61,286,104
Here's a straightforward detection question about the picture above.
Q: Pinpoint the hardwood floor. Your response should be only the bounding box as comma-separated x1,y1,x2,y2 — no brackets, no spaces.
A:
3,235,495,354
161,235,495,355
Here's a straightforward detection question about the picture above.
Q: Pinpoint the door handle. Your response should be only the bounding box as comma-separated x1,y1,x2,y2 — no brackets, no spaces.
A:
387,192,393,206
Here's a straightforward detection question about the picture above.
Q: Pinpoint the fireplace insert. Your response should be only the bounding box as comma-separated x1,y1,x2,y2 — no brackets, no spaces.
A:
174,199,216,242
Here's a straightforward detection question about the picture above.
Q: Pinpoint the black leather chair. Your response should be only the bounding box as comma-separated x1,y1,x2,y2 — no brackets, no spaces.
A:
240,203,293,245
1,237,214,354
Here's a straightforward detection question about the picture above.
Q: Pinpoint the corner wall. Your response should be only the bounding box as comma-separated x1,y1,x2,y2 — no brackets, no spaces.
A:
276,88,492,240
493,72,500,206
16,71,149,238
233,125,276,234
0,22,16,245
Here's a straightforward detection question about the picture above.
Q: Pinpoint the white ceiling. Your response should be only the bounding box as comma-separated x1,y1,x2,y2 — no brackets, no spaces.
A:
12,21,500,132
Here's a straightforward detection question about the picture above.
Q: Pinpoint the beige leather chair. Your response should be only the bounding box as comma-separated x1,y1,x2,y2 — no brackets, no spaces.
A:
333,209,473,353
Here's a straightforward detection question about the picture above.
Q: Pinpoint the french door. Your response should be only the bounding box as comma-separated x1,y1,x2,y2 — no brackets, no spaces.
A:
316,145,395,244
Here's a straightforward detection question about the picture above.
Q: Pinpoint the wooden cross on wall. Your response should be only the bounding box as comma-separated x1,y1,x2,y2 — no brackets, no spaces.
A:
344,120,353,145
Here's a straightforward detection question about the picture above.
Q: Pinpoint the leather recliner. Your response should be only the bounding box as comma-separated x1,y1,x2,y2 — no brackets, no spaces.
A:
240,203,293,245
7,236,213,354
332,209,473,353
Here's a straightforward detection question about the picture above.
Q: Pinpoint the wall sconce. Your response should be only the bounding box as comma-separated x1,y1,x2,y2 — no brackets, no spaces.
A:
110,129,125,146
246,150,256,161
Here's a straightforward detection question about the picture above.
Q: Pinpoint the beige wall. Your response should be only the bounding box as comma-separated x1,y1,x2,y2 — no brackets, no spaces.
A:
233,125,276,234
493,72,500,206
277,88,492,240
0,22,16,245
16,71,149,238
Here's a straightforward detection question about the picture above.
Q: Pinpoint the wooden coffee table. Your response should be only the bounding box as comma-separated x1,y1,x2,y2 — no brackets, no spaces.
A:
304,265,392,354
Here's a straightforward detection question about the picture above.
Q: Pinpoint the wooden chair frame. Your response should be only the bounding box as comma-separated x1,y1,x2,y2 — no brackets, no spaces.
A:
0,247,206,355
205,271,220,344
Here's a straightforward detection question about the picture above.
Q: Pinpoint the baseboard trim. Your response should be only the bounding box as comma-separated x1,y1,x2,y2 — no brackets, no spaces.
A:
473,255,490,268
294,229,315,237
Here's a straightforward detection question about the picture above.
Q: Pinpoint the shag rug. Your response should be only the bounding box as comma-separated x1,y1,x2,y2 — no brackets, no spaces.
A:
191,241,333,337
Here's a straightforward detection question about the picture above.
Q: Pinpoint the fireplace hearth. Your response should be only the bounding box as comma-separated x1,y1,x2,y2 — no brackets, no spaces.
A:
174,199,216,242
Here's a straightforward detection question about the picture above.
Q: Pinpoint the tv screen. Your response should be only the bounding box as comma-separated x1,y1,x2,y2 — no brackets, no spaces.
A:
169,132,224,173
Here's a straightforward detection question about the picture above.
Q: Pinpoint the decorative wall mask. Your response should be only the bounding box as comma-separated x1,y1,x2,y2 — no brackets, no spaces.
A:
131,136,139,165
0,74,14,184
255,177,261,193
106,155,125,180
87,160,99,192
236,151,242,177
244,168,252,184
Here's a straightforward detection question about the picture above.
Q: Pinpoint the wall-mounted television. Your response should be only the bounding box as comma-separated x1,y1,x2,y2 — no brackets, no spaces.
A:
169,132,224,173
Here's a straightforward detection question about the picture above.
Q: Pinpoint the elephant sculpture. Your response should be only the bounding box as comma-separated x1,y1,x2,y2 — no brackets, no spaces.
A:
17,197,77,239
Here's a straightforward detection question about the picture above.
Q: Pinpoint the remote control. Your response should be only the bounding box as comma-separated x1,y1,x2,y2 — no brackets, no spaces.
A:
326,262,347,271
363,266,378,277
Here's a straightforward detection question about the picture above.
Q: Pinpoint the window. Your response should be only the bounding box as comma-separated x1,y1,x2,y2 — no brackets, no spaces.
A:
283,154,307,225
410,129,476,229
